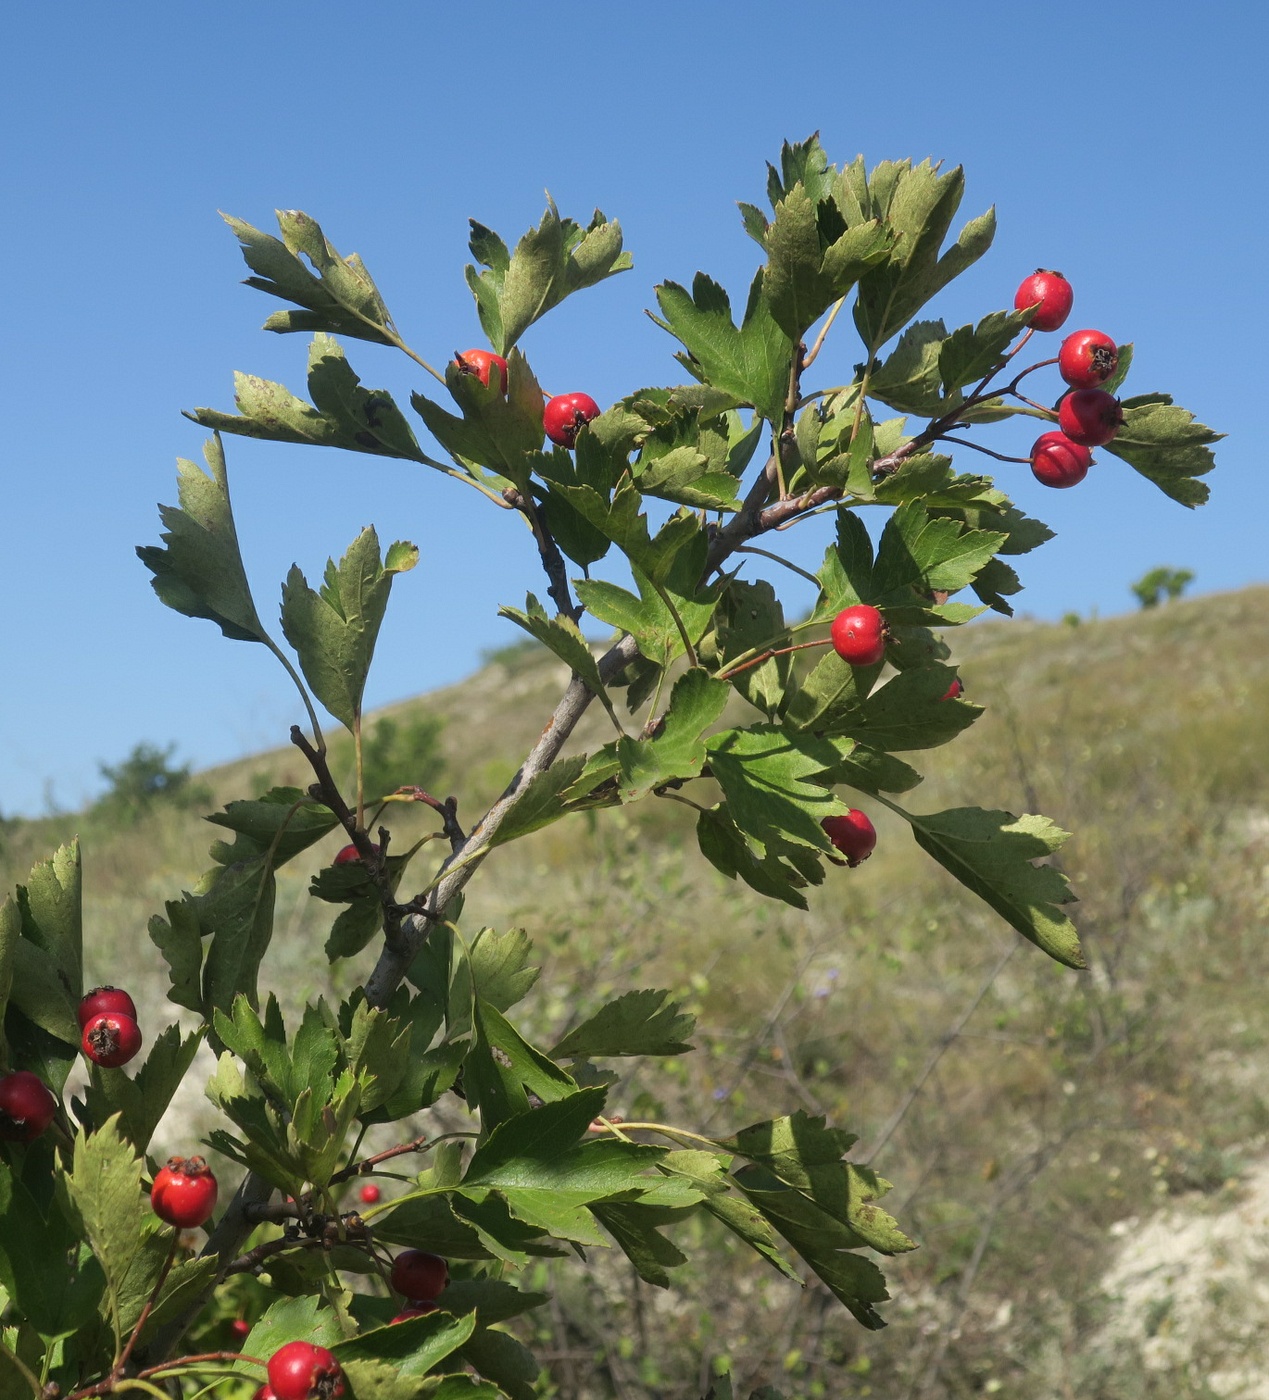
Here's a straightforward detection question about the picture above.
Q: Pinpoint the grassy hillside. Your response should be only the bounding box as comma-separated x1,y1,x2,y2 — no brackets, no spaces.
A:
4,586,1268,1398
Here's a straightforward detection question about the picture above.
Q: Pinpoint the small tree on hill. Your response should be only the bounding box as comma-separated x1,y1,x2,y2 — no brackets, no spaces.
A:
1131,565,1195,609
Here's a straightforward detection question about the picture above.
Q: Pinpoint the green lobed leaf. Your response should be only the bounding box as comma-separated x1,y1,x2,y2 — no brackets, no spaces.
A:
705,727,849,852
206,786,341,866
498,594,615,716
1103,394,1222,507
82,1024,203,1156
195,855,277,1019
938,308,1032,393
280,526,418,732
592,1197,690,1287
457,1323,542,1400
866,320,949,416
616,668,730,802
703,579,791,721
484,753,590,850
462,998,577,1133
695,804,823,910
136,434,271,645
465,202,632,353
551,988,695,1059
147,897,203,1015
871,501,1006,617
903,806,1084,966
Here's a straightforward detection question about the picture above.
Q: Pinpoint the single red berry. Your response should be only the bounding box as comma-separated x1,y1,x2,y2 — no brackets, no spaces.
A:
78,985,138,1031
358,1182,381,1205
333,842,379,866
1030,431,1093,488
1057,329,1118,389
82,1011,143,1069
821,811,878,868
453,348,508,394
1014,269,1073,332
391,1301,438,1323
389,1249,449,1302
267,1341,346,1400
251,1389,277,1400
543,392,601,448
0,1070,58,1143
231,1318,252,1341
150,1155,219,1229
941,677,964,701
1057,388,1123,447
830,605,888,667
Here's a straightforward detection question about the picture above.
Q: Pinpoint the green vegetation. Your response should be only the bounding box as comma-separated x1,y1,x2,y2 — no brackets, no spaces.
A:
3,584,1266,1398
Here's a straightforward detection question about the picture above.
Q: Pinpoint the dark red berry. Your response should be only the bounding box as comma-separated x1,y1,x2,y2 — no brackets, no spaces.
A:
543,392,601,448
78,986,137,1031
389,1249,449,1302
1058,329,1118,389
454,348,508,394
82,1011,143,1069
941,677,964,701
391,1301,438,1323
1030,431,1093,489
1057,388,1123,447
251,1388,277,1400
267,1341,346,1400
358,1183,381,1205
830,605,888,667
333,842,379,866
151,1156,219,1229
231,1318,252,1341
0,1071,58,1143
1014,269,1073,332
821,811,878,868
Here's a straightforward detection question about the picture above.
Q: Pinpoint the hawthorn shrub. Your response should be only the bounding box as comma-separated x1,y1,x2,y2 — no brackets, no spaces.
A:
0,136,1220,1399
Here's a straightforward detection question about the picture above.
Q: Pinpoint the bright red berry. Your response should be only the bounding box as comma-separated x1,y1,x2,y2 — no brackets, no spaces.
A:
391,1301,438,1323
150,1155,219,1229
358,1182,381,1205
333,842,379,866
78,985,137,1031
1014,269,1073,332
1057,329,1118,389
82,1011,143,1069
252,1389,277,1400
453,348,508,394
0,1071,58,1143
543,392,600,448
821,811,878,868
941,677,964,701
1057,388,1123,447
389,1249,449,1302
830,604,888,667
1030,431,1093,488
267,1341,346,1400
231,1318,252,1341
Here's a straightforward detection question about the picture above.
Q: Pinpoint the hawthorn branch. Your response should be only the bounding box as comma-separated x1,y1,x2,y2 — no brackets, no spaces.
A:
503,485,581,622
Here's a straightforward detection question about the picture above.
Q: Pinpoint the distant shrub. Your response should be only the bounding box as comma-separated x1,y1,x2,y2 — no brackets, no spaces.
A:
91,741,210,823
1132,566,1195,609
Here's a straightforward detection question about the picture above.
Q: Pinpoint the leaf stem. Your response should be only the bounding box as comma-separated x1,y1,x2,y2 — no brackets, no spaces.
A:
802,297,845,370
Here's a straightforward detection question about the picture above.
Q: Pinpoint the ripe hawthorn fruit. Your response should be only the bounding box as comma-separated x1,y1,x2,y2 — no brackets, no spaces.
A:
267,1341,346,1400
1058,329,1118,389
830,604,888,666
1057,388,1123,447
150,1155,219,1229
1014,269,1073,332
391,1301,438,1323
333,842,379,866
0,1070,57,1142
821,811,878,868
543,392,601,448
454,348,508,393
82,1010,143,1068
358,1182,381,1205
77,985,138,1030
389,1249,449,1302
1030,431,1093,488
941,677,964,701
231,1318,252,1341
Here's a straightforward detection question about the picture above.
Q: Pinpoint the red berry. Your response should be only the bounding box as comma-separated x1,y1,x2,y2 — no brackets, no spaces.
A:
252,1389,277,1400
830,604,888,667
333,842,379,866
1030,431,1093,488
151,1155,219,1229
1014,269,1073,332
391,1301,438,1323
358,1183,381,1205
1057,329,1118,389
1057,388,1123,447
941,677,964,701
0,1071,58,1143
82,1011,143,1069
231,1318,252,1341
453,348,508,394
78,985,138,1031
389,1249,449,1302
267,1341,346,1400
543,392,601,448
821,811,877,868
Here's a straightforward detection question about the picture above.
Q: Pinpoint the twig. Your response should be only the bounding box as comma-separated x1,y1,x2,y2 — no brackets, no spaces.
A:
503,485,582,622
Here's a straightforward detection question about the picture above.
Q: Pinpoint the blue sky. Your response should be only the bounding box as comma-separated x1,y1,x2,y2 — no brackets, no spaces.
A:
1,1,1265,818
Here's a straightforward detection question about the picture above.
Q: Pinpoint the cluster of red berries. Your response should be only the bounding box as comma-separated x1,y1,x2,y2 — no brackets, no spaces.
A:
453,349,600,449
389,1248,449,1323
1013,271,1123,489
79,985,143,1069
